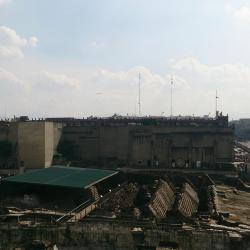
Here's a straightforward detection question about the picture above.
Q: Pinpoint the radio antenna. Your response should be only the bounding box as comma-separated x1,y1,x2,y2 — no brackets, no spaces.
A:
170,75,174,117
215,89,219,117
138,72,141,116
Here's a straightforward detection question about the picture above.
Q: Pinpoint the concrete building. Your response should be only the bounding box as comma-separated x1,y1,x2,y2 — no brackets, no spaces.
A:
0,120,63,170
0,114,234,171
17,121,63,169
59,114,234,169
231,118,250,140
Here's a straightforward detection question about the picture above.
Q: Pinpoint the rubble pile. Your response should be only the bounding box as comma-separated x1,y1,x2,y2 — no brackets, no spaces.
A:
3,171,250,235
101,183,138,211
98,176,202,221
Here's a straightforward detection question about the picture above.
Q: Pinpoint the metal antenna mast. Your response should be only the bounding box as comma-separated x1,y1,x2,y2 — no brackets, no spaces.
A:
170,75,173,117
138,72,141,116
4,105,6,120
215,90,219,117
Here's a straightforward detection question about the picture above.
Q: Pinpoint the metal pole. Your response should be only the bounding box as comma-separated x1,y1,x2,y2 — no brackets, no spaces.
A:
171,76,173,117
138,72,141,116
215,90,218,117
4,105,6,120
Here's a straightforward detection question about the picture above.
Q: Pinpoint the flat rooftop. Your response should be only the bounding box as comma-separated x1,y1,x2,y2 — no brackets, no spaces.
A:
45,114,230,128
3,166,118,189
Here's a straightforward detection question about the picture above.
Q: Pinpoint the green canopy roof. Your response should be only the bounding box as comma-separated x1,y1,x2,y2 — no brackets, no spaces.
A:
3,166,118,189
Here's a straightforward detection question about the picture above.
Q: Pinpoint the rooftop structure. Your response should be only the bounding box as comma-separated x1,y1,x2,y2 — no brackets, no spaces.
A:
0,114,234,171
45,113,230,128
3,166,118,189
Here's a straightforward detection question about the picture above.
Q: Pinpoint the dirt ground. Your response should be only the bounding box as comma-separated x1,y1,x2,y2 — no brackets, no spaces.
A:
216,184,250,225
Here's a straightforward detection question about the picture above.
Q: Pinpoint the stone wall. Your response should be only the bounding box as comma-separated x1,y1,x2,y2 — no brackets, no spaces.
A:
148,180,175,219
0,121,63,170
61,123,234,168
176,183,199,218
0,116,234,170
18,122,46,169
0,222,249,250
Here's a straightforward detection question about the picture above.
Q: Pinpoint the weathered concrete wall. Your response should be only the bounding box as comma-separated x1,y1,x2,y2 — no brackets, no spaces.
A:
0,117,234,170
18,122,62,169
99,126,129,162
18,122,46,169
0,126,8,141
0,121,63,170
45,122,58,167
0,123,18,168
0,222,249,250
61,123,234,168
53,123,63,152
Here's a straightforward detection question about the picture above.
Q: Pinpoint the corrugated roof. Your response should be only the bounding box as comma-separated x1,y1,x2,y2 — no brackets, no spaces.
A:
3,166,118,189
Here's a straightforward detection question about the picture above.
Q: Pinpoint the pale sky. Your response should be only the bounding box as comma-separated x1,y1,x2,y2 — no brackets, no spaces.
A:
0,0,250,119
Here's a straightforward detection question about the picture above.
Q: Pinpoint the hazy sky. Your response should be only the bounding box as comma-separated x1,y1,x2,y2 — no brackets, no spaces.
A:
0,0,250,119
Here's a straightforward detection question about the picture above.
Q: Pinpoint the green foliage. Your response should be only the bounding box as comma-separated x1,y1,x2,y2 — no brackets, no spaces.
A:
0,141,12,159
57,140,74,161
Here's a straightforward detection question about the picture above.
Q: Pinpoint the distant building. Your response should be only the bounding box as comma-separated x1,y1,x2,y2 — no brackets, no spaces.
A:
231,118,250,140
59,114,234,169
0,114,234,171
